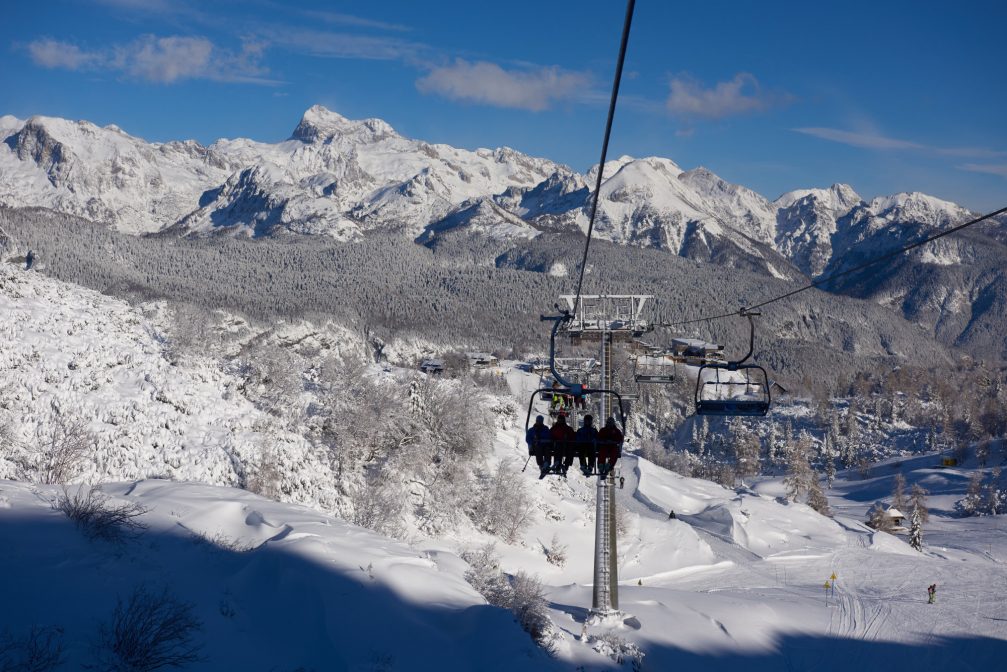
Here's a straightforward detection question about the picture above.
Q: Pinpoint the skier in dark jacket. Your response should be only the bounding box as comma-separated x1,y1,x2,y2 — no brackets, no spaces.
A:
526,415,552,475
549,414,576,477
597,417,624,477
575,415,599,476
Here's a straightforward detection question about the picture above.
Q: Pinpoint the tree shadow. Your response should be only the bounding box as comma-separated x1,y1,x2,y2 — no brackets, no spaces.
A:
0,505,554,671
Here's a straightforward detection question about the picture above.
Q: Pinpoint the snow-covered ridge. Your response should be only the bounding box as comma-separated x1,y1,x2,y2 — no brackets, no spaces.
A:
1,107,978,272
0,107,567,240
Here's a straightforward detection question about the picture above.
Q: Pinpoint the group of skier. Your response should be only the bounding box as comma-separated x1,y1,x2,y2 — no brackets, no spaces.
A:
526,412,623,479
549,381,585,412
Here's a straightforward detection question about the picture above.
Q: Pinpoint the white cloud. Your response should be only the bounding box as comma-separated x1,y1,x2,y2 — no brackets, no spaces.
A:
24,35,277,85
27,39,101,70
299,10,411,33
114,36,214,83
793,127,923,150
794,127,1007,160
958,163,1007,179
262,27,423,62
666,73,786,119
416,59,590,111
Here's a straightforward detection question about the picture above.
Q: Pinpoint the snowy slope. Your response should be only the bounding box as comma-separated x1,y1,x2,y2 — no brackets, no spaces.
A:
0,280,1005,669
0,480,557,671
449,368,1006,670
0,262,348,512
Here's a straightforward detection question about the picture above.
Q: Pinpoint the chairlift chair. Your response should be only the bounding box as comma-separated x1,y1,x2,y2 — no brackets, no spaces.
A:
524,385,628,479
634,352,677,384
525,310,628,478
694,309,771,417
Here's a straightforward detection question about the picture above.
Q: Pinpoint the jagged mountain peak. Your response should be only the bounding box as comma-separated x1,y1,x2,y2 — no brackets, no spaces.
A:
291,105,398,144
585,154,639,186
868,191,972,226
774,183,862,211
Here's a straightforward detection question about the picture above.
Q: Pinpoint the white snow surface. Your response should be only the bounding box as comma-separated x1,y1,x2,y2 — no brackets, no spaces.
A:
0,480,556,671
1,261,1005,670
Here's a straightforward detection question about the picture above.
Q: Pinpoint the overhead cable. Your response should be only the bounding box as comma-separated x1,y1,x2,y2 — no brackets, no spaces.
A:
660,205,1007,327
571,0,636,311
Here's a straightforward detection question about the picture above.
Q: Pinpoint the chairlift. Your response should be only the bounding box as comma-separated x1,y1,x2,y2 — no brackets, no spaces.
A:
694,309,771,417
634,352,677,384
524,386,627,479
524,309,628,479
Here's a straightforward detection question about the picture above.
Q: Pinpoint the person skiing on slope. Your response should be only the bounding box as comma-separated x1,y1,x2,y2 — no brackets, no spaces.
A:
575,415,599,476
928,583,936,604
597,416,624,477
526,415,552,476
549,414,576,477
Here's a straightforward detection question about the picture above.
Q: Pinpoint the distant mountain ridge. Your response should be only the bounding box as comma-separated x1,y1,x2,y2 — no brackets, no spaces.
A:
0,107,978,254
3,106,1006,359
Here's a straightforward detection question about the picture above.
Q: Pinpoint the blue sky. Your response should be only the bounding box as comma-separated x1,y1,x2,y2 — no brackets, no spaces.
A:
2,0,1005,210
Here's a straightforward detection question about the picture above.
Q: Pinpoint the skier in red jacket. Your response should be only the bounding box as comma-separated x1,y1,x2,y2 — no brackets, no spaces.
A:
597,417,624,477
549,414,576,477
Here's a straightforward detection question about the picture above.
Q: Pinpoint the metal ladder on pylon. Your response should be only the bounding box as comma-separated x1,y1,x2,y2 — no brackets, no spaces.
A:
591,331,619,615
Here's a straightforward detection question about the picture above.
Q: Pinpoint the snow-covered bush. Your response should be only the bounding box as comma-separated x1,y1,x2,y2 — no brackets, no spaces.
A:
461,545,559,653
955,469,1007,517
17,411,93,485
468,461,534,543
54,486,147,544
461,544,510,606
544,533,567,567
93,585,202,672
0,625,64,672
591,633,645,671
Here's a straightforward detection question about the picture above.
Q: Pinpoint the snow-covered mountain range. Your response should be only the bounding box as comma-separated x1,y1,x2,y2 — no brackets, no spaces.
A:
0,106,982,275
4,106,1006,359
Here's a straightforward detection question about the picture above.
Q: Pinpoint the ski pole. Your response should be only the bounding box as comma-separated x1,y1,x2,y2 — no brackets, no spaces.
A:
521,454,533,472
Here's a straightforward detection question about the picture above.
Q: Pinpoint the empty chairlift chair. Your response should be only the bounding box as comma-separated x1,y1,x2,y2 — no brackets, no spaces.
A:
634,351,677,384
694,310,771,417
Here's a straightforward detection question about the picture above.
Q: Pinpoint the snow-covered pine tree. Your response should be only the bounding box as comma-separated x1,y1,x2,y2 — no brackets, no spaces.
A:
976,440,991,467
910,483,929,523
767,420,779,466
807,475,831,517
909,506,923,551
926,423,938,454
955,472,985,517
731,418,760,485
844,400,859,439
784,432,814,502
690,417,709,458
823,435,836,487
